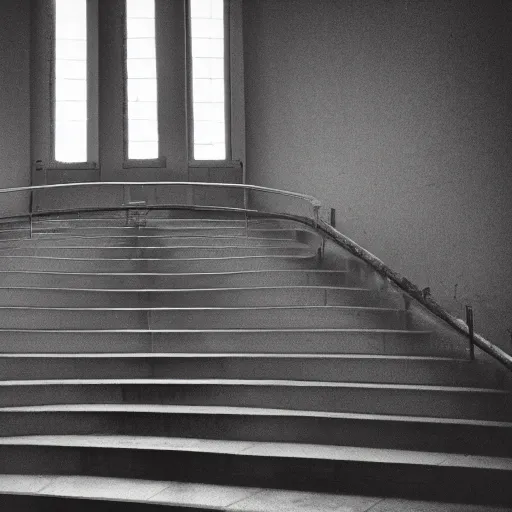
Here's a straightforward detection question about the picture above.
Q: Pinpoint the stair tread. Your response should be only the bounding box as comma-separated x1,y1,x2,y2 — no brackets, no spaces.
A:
0,328,430,333
0,353,458,361
2,404,511,427
0,305,401,311
33,227,307,232
1,378,507,393
0,235,299,242
11,237,301,243
0,269,349,275
1,435,511,469
0,254,316,261
3,475,508,512
0,285,369,292
0,244,308,249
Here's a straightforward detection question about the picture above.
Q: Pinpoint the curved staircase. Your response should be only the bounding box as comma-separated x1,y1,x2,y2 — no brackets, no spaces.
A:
0,208,511,510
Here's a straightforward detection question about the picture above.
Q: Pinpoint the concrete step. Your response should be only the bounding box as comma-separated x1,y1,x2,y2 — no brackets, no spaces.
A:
1,405,511,456
0,306,407,330
0,492,216,512
31,227,315,239
0,227,318,245
0,229,32,242
0,246,314,259
39,210,247,221
0,286,397,308
33,218,296,229
0,269,355,289
0,329,456,357
0,379,510,420
32,216,295,228
1,475,510,512
33,218,249,228
0,475,367,512
0,235,303,248
0,255,318,273
0,436,510,504
149,306,407,330
0,354,502,388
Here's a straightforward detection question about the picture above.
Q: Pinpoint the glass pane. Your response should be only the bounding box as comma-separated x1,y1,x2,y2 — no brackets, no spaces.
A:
127,58,157,79
127,18,155,37
128,102,158,120
126,0,155,18
127,79,158,102
190,0,226,160
126,0,159,160
129,142,159,160
56,101,87,122
54,0,87,163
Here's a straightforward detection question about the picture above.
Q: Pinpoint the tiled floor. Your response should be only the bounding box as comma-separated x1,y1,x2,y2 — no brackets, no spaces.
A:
0,475,510,512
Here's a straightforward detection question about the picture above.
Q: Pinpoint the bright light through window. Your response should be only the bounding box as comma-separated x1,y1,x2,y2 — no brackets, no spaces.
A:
55,0,88,163
190,0,226,160
126,0,159,160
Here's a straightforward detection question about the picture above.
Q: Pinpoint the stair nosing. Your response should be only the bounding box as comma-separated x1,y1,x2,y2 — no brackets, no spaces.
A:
0,269,349,276
0,245,308,250
0,353,457,361
0,305,402,311
0,285,371,292
0,327,430,333
0,255,316,262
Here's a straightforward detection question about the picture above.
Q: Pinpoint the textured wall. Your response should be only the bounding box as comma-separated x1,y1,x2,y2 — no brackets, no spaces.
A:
244,0,512,350
0,0,31,215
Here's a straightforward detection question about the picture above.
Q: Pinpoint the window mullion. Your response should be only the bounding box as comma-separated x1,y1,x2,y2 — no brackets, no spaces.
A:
87,0,99,165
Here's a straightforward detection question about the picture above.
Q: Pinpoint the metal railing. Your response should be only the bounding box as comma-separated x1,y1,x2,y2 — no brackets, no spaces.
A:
0,180,509,372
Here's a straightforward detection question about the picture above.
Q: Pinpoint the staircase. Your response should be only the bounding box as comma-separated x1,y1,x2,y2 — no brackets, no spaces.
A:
0,208,511,510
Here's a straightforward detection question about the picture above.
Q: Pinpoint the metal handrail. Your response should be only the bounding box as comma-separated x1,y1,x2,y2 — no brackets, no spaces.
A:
315,219,512,372
0,181,322,207
0,180,510,371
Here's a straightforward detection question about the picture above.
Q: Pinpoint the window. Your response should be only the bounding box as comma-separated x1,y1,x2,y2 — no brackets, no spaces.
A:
33,0,243,177
54,0,88,163
189,0,227,160
125,0,159,160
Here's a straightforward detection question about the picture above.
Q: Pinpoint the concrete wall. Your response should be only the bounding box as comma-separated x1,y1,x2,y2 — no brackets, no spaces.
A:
0,0,31,216
244,0,512,350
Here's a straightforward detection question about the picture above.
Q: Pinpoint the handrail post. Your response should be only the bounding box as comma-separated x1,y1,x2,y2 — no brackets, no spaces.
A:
313,204,320,229
466,305,475,360
330,208,336,228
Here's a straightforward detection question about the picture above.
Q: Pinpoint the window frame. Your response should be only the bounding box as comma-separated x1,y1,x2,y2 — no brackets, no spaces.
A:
122,0,166,169
31,0,245,180
186,0,233,164
49,0,99,170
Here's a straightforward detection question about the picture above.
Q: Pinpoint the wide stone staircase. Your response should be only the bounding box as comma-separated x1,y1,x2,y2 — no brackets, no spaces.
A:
0,208,511,510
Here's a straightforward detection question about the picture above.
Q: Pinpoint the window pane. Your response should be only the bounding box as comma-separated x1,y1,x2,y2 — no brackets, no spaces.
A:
129,142,159,160
126,0,159,160
128,102,158,120
127,18,155,38
126,38,156,59
126,0,155,19
127,58,157,79
54,0,87,163
190,0,226,160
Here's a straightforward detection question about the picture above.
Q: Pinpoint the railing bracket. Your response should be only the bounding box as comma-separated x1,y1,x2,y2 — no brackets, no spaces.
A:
466,305,475,360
